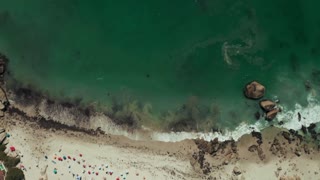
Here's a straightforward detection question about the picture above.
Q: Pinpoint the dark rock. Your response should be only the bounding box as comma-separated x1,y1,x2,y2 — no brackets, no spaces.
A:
259,100,276,112
254,111,260,120
307,123,316,131
0,54,7,75
248,145,265,160
289,129,298,136
251,131,262,140
248,145,258,152
303,144,310,154
231,141,237,153
298,112,301,121
301,125,307,134
282,131,292,143
295,148,302,157
244,81,265,99
270,138,285,156
202,162,211,174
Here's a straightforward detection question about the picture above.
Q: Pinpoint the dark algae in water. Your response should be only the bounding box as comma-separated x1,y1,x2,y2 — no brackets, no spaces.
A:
1,0,320,131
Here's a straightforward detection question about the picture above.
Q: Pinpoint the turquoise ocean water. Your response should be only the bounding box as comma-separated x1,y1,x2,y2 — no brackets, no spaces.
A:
0,0,320,132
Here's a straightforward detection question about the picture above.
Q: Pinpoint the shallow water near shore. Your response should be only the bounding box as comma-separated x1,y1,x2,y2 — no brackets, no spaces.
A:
1,1,320,135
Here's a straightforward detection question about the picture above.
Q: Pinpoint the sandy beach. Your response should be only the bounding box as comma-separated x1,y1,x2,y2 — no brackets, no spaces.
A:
1,102,320,180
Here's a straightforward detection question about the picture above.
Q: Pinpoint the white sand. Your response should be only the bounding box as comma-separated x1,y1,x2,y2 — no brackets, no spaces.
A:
4,118,200,180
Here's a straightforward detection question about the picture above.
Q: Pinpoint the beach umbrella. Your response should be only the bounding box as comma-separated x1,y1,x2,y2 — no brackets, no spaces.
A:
45,155,48,159
5,133,10,138
68,156,71,159
116,177,120,180
79,153,83,157
88,171,91,175
109,171,113,175
96,172,99,176
73,158,76,161
53,169,57,174
63,156,67,160
9,146,15,152
83,165,86,168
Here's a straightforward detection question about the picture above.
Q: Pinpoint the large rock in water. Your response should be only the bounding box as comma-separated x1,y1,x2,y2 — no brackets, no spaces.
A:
259,100,276,112
266,109,279,121
244,81,265,99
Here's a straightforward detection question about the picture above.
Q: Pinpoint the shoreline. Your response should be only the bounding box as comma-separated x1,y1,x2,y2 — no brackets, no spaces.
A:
5,84,320,143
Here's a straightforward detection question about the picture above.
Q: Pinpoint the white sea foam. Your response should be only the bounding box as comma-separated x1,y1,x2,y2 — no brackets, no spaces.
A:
150,121,268,142
150,93,320,142
276,93,320,130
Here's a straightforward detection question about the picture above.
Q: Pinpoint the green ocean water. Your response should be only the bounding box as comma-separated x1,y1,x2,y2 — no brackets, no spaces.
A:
0,0,320,131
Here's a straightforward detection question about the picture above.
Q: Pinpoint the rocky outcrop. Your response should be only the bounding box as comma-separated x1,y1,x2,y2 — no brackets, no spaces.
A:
259,99,280,121
266,109,279,121
251,131,262,145
248,145,265,160
259,100,276,112
244,81,265,99
282,131,292,143
269,138,286,156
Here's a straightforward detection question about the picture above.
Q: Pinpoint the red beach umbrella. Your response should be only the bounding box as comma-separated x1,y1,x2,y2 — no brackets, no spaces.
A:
73,158,76,161
9,146,15,152
96,172,99,176
116,177,120,180
68,156,71,159
83,165,86,168
88,171,91,175
79,153,83,157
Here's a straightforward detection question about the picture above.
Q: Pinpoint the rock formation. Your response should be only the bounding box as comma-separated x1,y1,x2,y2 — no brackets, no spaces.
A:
259,100,276,112
266,108,279,121
244,81,265,99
